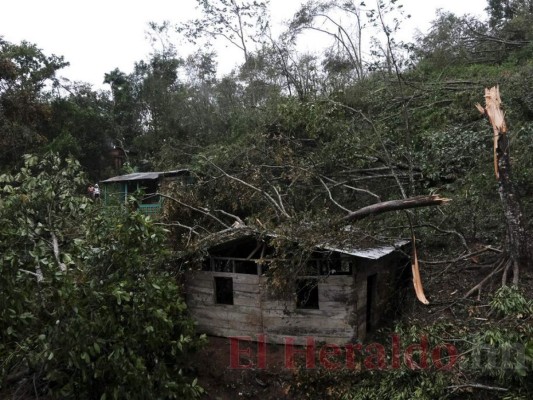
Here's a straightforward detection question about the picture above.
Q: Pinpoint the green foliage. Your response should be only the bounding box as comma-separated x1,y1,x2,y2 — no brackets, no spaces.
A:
31,267,204,399
416,5,533,68
486,0,533,29
490,285,533,317
0,154,204,399
343,371,449,400
314,318,533,400
0,38,67,92
417,128,490,187
467,322,533,386
288,359,451,400
415,12,489,67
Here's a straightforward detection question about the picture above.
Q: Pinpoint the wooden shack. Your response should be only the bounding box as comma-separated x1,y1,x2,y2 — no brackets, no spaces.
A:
100,170,190,215
185,230,409,344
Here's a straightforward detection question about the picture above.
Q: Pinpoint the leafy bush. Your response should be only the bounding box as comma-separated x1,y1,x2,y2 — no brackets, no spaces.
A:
0,154,204,399
490,285,533,317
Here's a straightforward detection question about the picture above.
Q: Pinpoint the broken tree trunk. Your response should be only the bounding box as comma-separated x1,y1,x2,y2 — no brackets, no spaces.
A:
476,86,531,285
339,194,451,223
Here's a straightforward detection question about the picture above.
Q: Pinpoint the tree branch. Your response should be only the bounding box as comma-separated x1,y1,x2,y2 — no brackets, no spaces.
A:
463,256,508,299
415,223,469,252
51,232,67,272
319,177,352,213
201,156,291,219
339,195,451,223
320,175,381,202
447,383,508,392
215,209,245,226
155,193,230,228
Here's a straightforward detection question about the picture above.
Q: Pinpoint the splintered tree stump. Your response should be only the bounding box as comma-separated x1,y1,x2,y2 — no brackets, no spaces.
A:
476,86,531,285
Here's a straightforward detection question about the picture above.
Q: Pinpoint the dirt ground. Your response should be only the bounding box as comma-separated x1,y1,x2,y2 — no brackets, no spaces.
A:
191,336,296,400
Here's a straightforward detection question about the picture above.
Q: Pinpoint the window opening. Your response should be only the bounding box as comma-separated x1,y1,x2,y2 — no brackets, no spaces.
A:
296,279,319,309
215,277,233,305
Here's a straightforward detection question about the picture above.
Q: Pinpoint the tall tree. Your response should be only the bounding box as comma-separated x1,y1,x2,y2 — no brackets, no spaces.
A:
177,0,272,108
486,0,533,27
177,0,271,65
132,51,186,161
104,67,140,151
0,38,68,168
45,82,115,180
286,0,366,80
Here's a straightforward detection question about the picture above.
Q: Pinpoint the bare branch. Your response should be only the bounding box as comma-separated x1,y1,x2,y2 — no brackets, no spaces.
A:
215,209,245,225
415,223,469,252
322,99,408,199
463,256,508,299
154,222,204,236
20,269,42,281
320,175,381,202
155,193,230,228
447,383,508,392
319,177,352,213
420,246,502,265
271,185,288,216
201,156,291,219
339,195,451,223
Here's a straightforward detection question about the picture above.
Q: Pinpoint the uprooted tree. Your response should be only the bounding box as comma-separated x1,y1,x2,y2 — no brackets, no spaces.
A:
472,85,532,290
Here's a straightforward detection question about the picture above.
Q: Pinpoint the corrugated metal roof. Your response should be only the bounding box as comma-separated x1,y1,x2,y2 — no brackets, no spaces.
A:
201,227,410,260
100,170,188,183
101,172,161,182
321,240,410,260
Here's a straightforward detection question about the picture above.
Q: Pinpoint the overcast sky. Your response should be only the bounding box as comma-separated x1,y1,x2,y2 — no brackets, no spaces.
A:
1,0,488,89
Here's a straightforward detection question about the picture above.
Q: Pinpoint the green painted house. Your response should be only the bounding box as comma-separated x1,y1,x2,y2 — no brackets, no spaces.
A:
100,170,190,215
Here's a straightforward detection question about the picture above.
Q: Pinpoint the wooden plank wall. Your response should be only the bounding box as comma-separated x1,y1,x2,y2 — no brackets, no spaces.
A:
186,271,357,345
261,275,355,345
185,254,403,345
186,271,263,338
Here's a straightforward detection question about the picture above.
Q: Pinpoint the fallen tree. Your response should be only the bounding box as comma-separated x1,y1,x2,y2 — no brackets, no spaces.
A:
330,194,451,305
